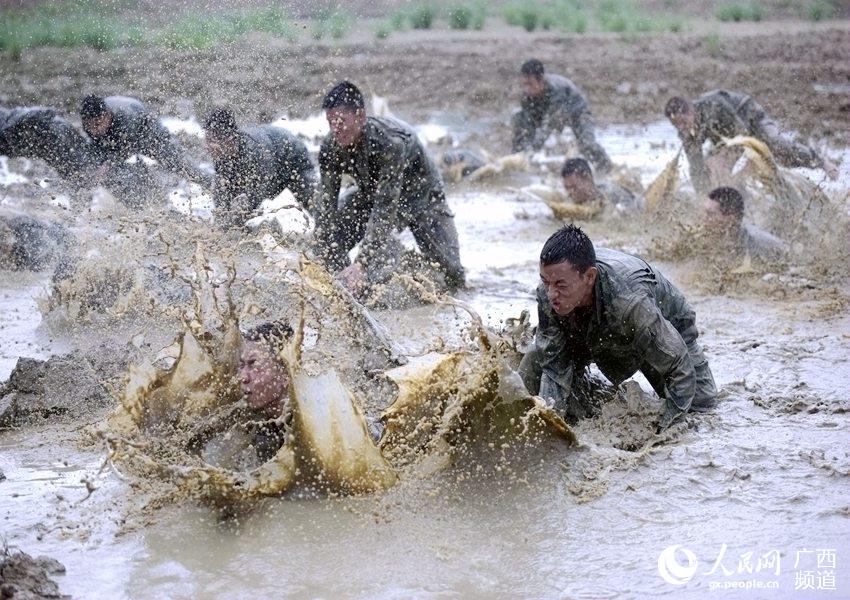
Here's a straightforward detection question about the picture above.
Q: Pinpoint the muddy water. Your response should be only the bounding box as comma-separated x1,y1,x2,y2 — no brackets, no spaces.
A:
1,121,849,599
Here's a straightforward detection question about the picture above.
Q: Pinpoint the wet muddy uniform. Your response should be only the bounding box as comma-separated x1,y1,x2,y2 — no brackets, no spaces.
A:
0,106,93,185
519,248,717,424
315,116,465,289
681,89,825,192
596,182,642,213
87,96,211,204
512,74,612,174
728,223,789,266
212,125,315,226
0,211,73,272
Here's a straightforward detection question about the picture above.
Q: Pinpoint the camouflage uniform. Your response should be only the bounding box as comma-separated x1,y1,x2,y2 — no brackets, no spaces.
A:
211,125,315,226
0,106,94,185
681,89,825,192
0,210,73,272
519,248,717,424
596,181,643,213
738,224,789,265
88,96,211,188
512,74,612,173
315,117,465,289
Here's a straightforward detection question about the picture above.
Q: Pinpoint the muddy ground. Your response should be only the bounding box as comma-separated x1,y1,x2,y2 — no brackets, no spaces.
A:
1,21,848,152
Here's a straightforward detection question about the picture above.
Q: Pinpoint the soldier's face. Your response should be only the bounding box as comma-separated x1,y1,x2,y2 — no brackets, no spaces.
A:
704,198,738,230
238,341,290,418
562,174,594,203
522,75,546,97
669,109,695,135
540,261,598,316
206,131,237,160
83,113,112,137
326,107,366,147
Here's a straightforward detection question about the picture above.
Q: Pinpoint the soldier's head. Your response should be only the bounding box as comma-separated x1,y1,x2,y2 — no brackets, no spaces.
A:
664,96,695,135
239,321,294,418
323,81,366,147
705,186,744,231
203,107,240,161
80,95,112,138
561,158,597,204
520,59,547,97
539,224,598,316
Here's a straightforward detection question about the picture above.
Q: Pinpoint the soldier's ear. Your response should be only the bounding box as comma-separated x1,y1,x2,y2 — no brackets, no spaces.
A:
585,265,598,283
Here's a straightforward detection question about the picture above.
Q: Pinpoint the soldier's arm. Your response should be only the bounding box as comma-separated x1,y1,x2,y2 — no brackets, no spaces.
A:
315,143,343,230
627,296,696,412
283,146,317,213
356,143,405,269
681,135,711,194
534,291,576,410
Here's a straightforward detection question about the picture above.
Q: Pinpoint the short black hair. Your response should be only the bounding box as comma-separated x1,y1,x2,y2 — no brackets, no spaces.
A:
540,224,596,272
561,157,593,179
708,186,745,218
664,96,691,118
322,81,365,110
204,107,238,136
244,321,294,352
520,59,545,77
80,94,108,120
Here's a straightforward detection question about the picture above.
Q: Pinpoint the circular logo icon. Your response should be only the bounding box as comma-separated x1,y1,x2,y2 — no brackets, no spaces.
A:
658,545,698,585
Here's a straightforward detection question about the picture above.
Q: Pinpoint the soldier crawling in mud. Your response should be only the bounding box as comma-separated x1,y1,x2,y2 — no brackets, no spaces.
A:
80,94,212,206
193,321,294,466
703,186,789,266
512,59,612,175
0,104,94,187
202,107,316,229
519,224,717,431
314,81,466,295
664,90,838,193
561,158,642,217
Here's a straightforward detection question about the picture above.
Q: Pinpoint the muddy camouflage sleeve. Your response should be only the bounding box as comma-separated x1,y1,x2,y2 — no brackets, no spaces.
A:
534,288,575,408
682,137,711,193
626,295,696,411
316,143,343,230
356,141,406,269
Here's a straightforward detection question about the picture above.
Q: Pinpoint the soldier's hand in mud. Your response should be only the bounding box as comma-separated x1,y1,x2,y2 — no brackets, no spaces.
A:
339,263,366,296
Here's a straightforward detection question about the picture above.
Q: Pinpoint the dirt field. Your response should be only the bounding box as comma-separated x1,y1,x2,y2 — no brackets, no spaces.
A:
1,20,848,153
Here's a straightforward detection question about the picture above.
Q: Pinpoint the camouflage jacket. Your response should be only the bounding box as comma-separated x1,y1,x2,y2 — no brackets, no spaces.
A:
534,248,700,411
520,74,590,148
212,125,315,213
740,223,789,264
316,116,444,266
88,96,207,184
0,106,94,181
597,181,642,213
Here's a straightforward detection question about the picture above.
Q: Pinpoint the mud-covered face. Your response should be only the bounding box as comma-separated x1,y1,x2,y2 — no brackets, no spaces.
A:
326,107,366,147
205,131,238,161
83,112,112,138
562,173,595,204
522,74,546,97
704,198,740,231
668,108,695,136
238,341,289,418
540,260,597,316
